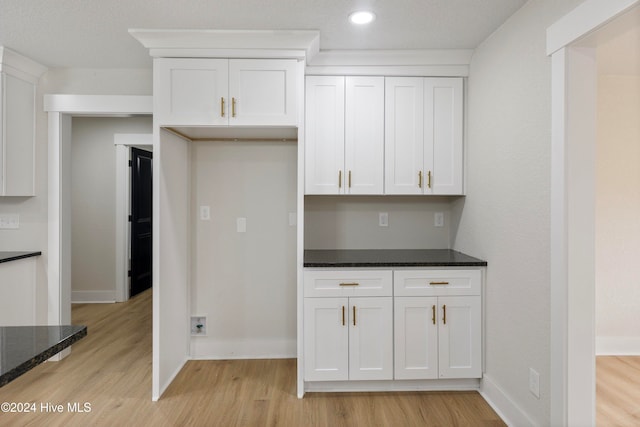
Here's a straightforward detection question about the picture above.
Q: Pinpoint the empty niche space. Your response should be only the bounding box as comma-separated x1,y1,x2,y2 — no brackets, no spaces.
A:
190,139,297,359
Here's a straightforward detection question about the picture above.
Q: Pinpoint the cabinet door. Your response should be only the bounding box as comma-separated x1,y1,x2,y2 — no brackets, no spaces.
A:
438,296,482,379
305,76,345,194
394,297,439,379
424,78,464,195
384,77,424,195
344,77,384,195
304,298,349,381
229,59,298,126
2,73,36,196
349,297,393,380
155,58,228,126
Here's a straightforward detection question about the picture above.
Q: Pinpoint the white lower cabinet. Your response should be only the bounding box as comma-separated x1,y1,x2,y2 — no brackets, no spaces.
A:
304,296,393,381
303,268,482,388
394,296,481,379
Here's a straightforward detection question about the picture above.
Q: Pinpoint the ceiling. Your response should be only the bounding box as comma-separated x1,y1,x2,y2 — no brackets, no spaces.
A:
0,0,526,69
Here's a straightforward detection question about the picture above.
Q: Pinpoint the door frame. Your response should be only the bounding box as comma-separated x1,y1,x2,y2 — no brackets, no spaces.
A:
114,134,153,302
547,0,639,425
44,95,152,333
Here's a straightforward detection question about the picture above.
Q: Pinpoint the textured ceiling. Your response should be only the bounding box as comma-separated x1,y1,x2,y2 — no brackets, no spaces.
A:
0,0,527,69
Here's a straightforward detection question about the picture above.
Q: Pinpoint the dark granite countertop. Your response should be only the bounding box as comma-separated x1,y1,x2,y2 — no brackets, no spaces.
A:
0,251,42,264
304,249,487,268
0,325,87,387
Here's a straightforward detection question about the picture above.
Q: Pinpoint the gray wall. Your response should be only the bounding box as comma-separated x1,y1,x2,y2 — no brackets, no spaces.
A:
71,116,152,301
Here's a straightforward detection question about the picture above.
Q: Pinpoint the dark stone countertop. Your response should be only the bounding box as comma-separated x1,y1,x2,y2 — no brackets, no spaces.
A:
304,249,487,268
0,251,42,264
0,325,87,387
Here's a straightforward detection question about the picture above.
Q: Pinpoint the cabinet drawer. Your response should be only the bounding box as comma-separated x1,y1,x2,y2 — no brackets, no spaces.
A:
304,270,392,297
394,269,481,296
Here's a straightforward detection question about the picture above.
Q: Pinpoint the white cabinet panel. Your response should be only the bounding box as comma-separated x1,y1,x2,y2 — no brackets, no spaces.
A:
155,58,297,127
394,297,438,379
349,297,393,380
0,258,36,325
345,77,384,194
303,298,349,381
156,58,228,126
394,295,481,380
304,76,345,194
394,269,481,297
229,59,298,126
438,296,482,379
385,77,464,195
303,269,392,297
384,77,424,195
305,76,384,195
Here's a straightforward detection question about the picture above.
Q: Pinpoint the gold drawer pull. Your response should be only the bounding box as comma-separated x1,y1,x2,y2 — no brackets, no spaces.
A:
342,306,345,326
221,97,225,117
418,171,423,188
443,304,447,325
429,281,450,286
232,97,237,117
432,305,436,325
353,305,356,326
339,282,359,287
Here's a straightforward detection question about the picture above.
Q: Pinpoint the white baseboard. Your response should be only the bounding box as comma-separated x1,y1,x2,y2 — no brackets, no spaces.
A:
71,290,116,303
596,336,640,355
189,338,296,360
479,374,535,427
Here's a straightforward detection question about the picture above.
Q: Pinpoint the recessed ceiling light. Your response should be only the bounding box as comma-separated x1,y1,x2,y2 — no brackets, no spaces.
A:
349,11,376,25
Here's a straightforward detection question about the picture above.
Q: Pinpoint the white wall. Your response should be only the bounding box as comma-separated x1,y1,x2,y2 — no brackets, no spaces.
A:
70,117,152,302
190,140,297,358
451,0,585,425
305,196,455,249
595,74,640,354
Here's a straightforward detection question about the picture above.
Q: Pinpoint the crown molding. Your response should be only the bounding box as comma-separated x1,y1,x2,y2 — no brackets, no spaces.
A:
0,46,48,83
129,29,320,61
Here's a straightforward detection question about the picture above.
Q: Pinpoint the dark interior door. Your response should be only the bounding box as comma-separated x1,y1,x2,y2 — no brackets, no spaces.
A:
130,147,153,297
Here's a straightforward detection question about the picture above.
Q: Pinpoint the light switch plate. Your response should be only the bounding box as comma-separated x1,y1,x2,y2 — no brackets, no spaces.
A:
237,217,247,233
200,206,210,221
379,212,389,227
434,212,444,227
0,214,20,229
288,212,297,227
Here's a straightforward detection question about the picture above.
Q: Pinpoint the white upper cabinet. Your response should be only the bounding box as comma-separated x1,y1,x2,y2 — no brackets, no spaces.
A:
304,76,345,194
345,77,384,195
155,58,298,127
385,77,464,195
0,47,46,196
305,76,384,195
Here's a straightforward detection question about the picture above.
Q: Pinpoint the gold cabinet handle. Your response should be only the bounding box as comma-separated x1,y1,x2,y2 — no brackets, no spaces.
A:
429,281,450,286
339,282,359,287
442,304,447,325
353,306,356,326
432,305,436,325
348,170,352,188
342,306,345,326
418,171,423,188
339,170,342,188
221,97,225,117
232,97,237,117
427,171,432,189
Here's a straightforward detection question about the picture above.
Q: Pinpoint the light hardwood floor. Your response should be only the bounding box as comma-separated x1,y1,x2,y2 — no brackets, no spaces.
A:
597,356,640,426
0,290,505,426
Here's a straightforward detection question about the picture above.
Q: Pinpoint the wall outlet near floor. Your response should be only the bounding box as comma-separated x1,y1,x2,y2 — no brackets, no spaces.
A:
529,367,540,399
0,214,20,229
190,316,207,336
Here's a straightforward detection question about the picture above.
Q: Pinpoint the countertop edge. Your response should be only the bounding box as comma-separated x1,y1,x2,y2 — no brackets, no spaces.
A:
0,326,87,387
304,261,488,268
0,251,42,264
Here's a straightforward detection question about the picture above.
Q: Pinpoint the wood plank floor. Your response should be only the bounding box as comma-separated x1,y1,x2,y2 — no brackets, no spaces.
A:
0,290,505,426
597,356,640,426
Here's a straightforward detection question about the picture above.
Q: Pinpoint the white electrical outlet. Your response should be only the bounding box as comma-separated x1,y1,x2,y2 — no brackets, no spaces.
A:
190,316,207,336
529,368,540,399
434,212,444,227
0,214,20,229
289,212,297,227
379,212,389,227
237,217,247,233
